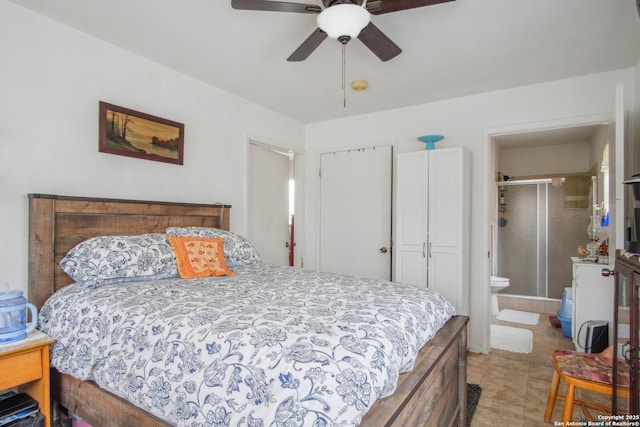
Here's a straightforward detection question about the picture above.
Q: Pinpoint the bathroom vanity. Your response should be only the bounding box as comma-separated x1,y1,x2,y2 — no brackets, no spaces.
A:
571,257,614,350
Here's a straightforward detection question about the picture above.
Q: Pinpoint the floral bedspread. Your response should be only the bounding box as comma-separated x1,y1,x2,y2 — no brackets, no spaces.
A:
39,263,455,426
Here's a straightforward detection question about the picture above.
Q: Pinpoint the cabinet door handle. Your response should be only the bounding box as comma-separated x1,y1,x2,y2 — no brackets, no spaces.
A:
422,242,426,258
428,242,432,258
601,268,614,277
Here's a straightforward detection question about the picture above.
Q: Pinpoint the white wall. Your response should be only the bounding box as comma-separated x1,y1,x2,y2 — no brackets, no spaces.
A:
304,69,636,352
499,141,591,178
0,1,305,296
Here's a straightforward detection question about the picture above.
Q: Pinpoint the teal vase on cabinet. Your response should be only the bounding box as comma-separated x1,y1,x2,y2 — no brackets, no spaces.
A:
417,134,443,150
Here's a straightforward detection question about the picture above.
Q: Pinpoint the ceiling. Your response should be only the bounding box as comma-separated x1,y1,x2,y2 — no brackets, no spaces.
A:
13,0,640,124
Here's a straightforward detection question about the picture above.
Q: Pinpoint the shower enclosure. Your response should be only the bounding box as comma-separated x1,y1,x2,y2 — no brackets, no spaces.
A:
495,179,591,299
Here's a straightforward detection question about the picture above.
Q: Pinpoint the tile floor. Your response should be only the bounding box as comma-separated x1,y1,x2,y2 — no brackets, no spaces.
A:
468,297,613,426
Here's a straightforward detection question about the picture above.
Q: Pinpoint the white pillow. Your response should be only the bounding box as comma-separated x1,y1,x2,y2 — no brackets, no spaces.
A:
60,233,178,287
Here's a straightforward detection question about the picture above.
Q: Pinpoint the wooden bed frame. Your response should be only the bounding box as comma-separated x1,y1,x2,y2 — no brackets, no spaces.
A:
28,194,469,427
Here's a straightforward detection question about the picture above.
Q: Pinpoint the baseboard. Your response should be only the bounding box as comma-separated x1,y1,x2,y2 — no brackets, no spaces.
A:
467,344,483,354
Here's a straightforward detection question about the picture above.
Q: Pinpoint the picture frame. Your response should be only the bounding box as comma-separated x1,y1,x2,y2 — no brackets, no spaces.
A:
99,101,184,165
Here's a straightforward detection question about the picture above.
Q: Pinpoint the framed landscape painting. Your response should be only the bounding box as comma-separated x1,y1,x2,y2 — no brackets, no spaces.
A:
99,101,184,165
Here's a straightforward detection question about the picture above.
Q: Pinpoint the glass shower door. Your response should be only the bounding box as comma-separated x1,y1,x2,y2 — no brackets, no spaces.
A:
496,183,547,296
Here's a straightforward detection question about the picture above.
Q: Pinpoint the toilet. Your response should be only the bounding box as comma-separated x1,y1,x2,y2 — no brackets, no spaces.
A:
490,276,510,315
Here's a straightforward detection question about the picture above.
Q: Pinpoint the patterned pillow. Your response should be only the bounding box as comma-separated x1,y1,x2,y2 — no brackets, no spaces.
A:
60,233,178,287
167,236,235,278
597,345,614,366
166,227,262,266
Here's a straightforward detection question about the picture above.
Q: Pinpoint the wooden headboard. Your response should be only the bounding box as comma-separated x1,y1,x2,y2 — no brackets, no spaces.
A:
28,194,231,308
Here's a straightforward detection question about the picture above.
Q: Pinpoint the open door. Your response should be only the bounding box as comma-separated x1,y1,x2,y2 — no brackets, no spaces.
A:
611,83,626,254
248,142,294,266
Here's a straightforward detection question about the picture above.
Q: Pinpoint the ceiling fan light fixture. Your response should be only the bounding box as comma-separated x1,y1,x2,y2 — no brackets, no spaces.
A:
317,4,370,40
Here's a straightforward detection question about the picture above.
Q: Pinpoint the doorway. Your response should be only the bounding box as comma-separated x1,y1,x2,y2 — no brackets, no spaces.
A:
248,141,296,266
482,116,617,355
491,123,610,292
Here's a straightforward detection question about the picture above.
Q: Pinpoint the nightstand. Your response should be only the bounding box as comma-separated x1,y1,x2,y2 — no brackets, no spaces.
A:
0,330,55,427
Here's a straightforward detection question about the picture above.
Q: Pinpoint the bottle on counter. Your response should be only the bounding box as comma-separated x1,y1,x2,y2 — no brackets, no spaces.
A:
598,239,609,264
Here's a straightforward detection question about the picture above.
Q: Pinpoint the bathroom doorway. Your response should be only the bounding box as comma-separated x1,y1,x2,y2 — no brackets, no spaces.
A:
481,84,626,356
491,122,610,299
492,122,610,300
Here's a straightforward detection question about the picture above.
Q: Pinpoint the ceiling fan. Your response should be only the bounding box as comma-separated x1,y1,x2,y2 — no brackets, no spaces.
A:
231,0,454,62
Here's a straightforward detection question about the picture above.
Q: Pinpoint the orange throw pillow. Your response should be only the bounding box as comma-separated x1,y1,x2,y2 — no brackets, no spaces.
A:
168,236,234,278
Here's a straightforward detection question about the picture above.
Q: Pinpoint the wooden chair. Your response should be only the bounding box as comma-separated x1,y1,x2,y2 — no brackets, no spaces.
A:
544,348,630,423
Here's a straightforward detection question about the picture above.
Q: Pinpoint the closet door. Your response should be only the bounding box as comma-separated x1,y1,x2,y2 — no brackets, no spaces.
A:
319,145,392,280
394,151,428,286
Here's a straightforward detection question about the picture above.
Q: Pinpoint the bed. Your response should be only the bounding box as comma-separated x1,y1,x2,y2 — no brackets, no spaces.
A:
27,194,469,427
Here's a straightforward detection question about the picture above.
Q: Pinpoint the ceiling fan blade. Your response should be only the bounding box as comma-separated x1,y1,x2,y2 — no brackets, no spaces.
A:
232,0,321,14
368,0,454,15
287,28,328,61
357,22,401,61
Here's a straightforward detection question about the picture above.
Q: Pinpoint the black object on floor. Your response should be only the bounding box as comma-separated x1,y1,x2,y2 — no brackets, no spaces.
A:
467,383,482,427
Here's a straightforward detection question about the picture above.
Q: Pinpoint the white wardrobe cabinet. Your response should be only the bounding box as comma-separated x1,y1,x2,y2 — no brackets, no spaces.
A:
394,147,470,314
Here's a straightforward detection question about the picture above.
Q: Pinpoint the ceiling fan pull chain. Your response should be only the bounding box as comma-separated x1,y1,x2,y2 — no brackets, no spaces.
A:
342,43,346,108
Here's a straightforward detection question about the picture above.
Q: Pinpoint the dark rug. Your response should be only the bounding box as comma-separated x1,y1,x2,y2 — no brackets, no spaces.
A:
467,383,482,427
